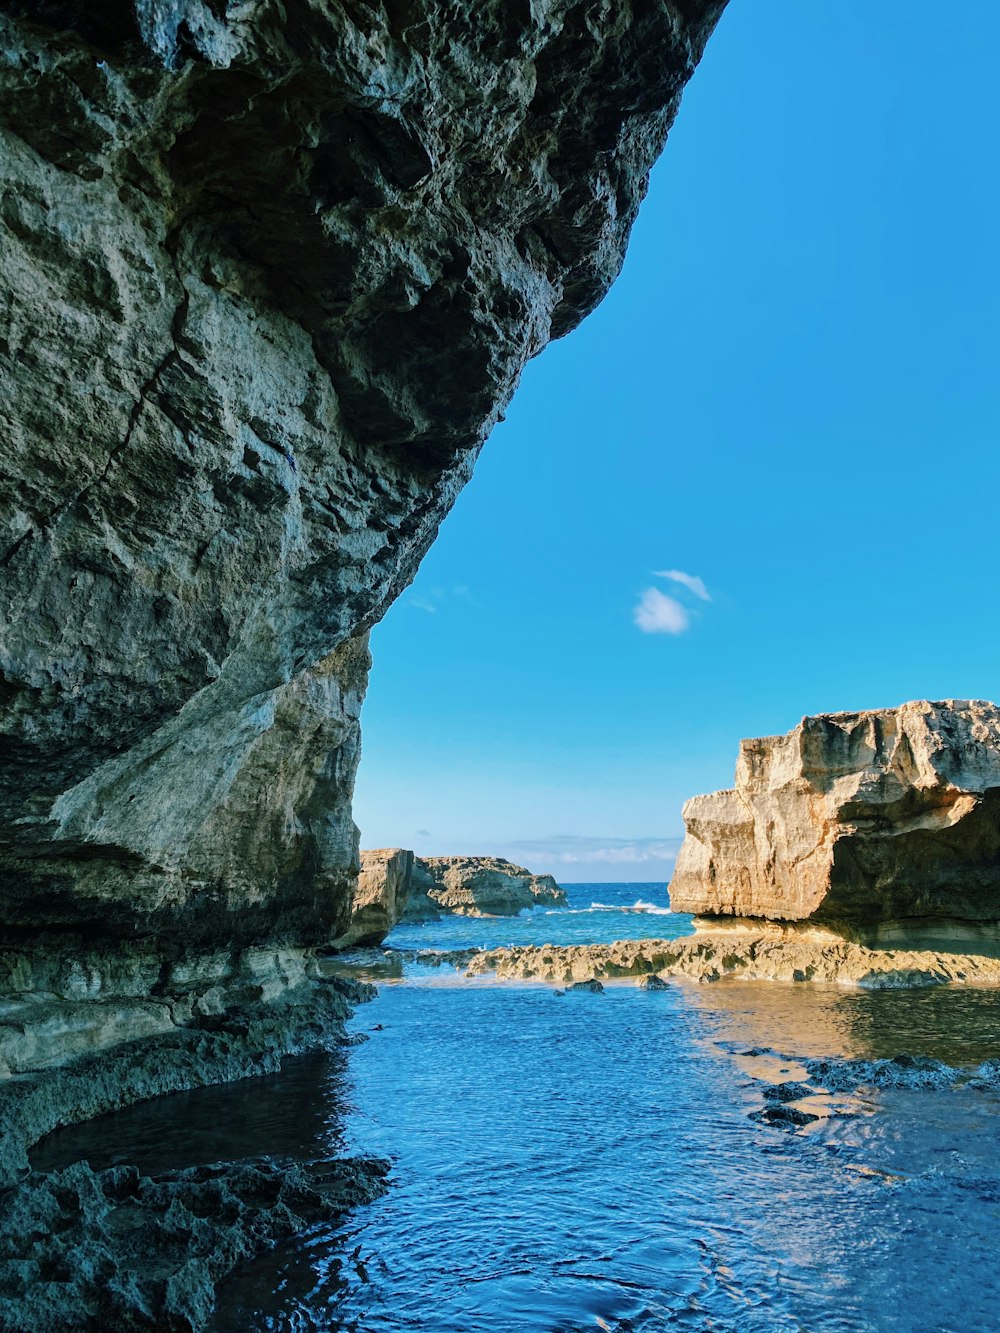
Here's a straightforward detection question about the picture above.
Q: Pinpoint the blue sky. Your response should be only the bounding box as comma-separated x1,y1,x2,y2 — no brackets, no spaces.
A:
354,0,1000,883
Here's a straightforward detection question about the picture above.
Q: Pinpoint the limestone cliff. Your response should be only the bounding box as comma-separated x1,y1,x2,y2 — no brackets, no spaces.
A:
334,851,564,943
669,700,1000,929
0,0,726,958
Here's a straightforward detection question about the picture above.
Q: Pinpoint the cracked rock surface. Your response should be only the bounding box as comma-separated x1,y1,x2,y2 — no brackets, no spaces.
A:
669,700,1000,929
0,1153,389,1332
0,0,726,951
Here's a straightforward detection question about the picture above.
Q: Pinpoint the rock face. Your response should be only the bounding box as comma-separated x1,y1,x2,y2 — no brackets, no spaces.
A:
0,7,729,1325
0,0,726,960
334,847,414,947
404,855,566,918
669,701,1000,928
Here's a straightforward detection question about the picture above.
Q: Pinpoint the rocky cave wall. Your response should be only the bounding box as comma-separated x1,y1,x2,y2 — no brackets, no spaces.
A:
0,0,728,956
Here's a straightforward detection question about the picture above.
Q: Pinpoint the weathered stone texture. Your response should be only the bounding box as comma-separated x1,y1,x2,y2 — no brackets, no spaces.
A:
669,700,1000,926
333,845,414,947
0,0,726,950
406,854,566,917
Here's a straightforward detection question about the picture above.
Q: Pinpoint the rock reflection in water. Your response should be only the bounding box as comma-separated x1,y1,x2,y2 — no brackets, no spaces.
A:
31,1051,351,1177
687,979,1000,1066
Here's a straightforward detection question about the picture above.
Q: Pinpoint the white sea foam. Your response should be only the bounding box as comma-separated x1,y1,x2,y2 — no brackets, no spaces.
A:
543,900,674,916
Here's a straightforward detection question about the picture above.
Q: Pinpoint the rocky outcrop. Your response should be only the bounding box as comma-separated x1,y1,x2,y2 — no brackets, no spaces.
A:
0,1154,389,1333
669,700,1000,929
0,0,725,959
333,847,414,948
404,855,566,918
451,925,1000,988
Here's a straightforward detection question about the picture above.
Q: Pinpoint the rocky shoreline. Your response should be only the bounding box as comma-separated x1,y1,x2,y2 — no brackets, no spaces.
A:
0,967,384,1331
0,1152,389,1332
425,922,1000,989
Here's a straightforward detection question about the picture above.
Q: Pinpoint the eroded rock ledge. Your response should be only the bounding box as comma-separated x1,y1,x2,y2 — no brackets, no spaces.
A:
448,925,1000,989
669,700,1000,929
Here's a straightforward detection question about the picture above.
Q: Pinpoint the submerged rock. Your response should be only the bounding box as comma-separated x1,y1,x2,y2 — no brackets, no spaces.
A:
669,700,1000,929
638,974,670,991
404,856,566,919
751,1103,820,1129
567,978,605,993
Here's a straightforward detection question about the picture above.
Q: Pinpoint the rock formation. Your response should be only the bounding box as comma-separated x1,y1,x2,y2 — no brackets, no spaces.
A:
333,847,414,947
0,0,726,964
404,855,566,918
333,852,565,943
0,5,729,1321
450,927,1000,988
669,700,1000,931
0,8,728,1316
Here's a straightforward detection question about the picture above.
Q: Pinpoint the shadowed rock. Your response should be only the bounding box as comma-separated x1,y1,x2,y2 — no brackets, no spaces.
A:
0,1155,389,1332
0,0,726,954
638,974,670,991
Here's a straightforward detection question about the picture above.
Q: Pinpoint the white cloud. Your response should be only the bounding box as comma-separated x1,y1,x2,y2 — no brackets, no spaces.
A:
634,587,689,634
654,569,711,601
409,584,477,614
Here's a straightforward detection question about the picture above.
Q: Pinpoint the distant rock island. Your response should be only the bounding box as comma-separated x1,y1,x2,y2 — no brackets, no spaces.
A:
669,699,1000,941
335,852,565,946
407,855,566,919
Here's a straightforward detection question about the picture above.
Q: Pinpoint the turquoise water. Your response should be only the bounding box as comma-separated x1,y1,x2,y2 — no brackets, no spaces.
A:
385,881,692,954
33,884,1000,1331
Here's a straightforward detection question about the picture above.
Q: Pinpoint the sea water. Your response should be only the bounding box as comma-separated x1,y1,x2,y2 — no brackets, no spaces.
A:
35,884,1000,1331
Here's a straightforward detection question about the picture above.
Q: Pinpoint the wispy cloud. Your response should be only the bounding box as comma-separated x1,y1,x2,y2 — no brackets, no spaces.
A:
503,835,683,867
408,584,478,614
654,569,711,602
634,587,689,634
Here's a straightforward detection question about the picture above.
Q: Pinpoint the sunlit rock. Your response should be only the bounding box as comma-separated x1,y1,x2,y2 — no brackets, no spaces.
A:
669,700,1000,929
334,848,415,948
